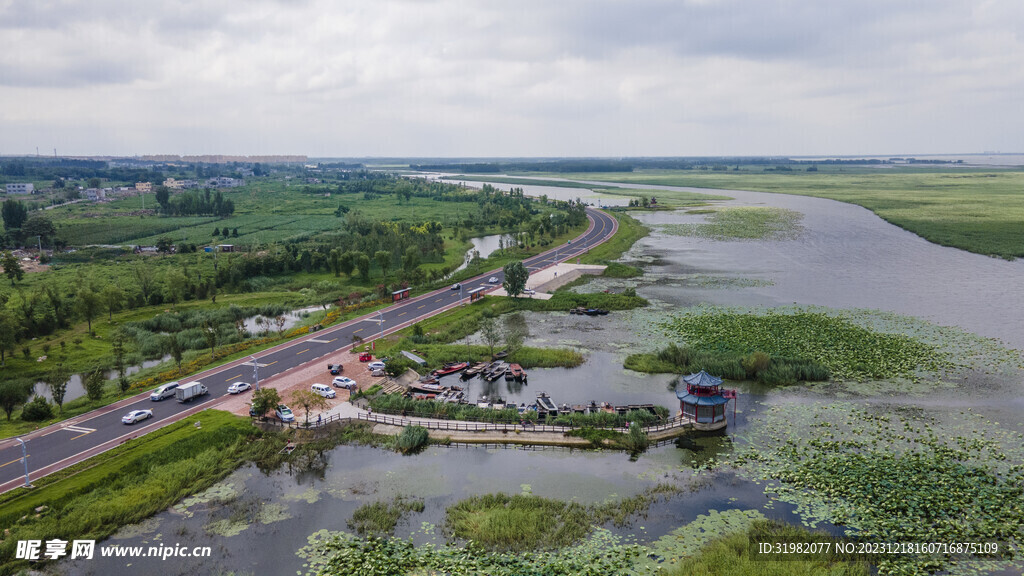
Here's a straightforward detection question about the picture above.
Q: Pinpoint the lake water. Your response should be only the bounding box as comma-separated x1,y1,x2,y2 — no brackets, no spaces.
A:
450,234,504,275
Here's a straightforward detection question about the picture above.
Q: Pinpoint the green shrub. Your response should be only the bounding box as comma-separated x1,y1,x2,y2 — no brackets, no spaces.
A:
21,397,53,422
394,425,429,454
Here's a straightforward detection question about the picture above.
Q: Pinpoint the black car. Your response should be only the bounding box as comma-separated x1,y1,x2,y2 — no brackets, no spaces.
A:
328,363,343,375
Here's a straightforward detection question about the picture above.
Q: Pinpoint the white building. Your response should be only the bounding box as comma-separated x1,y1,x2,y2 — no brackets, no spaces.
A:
135,182,152,192
5,183,34,194
206,177,245,188
84,188,107,201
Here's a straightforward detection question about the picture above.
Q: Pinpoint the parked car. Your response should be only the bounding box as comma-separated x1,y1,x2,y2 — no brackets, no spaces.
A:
248,404,259,417
451,282,461,290
523,288,536,296
370,368,386,377
311,383,336,398
367,361,386,371
332,376,357,390
227,381,251,394
275,405,294,422
122,409,153,425
488,276,499,283
328,363,344,375
150,382,178,401
358,352,373,362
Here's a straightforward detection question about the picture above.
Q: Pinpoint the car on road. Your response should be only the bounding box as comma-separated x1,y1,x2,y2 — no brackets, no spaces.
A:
332,376,357,390
227,381,251,394
150,382,178,401
488,276,499,283
275,405,294,422
122,409,153,425
311,383,336,398
451,282,461,290
367,361,386,371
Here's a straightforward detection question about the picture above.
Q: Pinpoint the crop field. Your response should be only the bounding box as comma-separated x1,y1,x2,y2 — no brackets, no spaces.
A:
527,168,1024,258
56,215,220,245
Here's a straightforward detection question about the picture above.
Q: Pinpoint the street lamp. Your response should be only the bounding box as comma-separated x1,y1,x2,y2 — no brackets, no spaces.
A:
16,437,30,488
377,310,384,343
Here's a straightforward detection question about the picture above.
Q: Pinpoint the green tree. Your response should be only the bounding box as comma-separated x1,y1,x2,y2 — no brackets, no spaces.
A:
154,185,171,211
288,388,330,426
203,321,218,358
339,251,356,276
111,330,131,392
1,199,28,231
502,261,529,298
45,363,72,414
84,367,106,401
88,177,101,189
503,312,528,356
251,387,280,418
133,261,157,305
76,286,102,334
101,283,124,320
374,250,391,278
402,246,420,272
0,379,33,420
0,309,18,364
155,236,174,253
163,268,188,309
22,213,57,246
2,251,24,286
480,316,501,357
166,333,184,373
329,248,341,277
356,253,371,281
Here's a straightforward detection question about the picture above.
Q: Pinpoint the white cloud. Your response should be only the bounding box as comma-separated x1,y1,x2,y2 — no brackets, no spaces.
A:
1,0,1022,156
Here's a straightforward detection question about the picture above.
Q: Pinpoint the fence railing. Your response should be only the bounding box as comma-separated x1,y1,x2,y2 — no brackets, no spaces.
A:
254,411,693,434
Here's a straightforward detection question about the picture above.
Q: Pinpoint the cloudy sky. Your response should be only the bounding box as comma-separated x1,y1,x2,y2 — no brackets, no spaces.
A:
2,0,1022,157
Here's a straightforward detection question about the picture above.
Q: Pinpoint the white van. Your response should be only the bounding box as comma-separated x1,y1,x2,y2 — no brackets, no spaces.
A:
150,382,179,401
311,383,336,399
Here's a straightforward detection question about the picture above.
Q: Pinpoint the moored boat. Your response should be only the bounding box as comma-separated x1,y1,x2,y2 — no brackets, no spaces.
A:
433,361,469,377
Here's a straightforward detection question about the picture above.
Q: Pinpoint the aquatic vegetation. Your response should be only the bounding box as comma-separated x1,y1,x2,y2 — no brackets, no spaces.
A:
685,275,774,289
625,343,830,385
731,401,1024,575
658,206,804,241
660,519,872,576
347,496,425,536
394,425,430,455
658,307,947,381
446,493,593,551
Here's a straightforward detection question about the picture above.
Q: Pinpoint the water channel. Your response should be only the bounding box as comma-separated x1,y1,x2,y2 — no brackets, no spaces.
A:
60,177,1024,575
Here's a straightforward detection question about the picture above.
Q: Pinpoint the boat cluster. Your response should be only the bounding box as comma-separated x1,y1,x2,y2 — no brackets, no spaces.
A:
569,307,609,316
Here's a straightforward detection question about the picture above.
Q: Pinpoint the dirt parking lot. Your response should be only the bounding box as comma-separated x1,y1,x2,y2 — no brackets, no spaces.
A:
218,351,386,421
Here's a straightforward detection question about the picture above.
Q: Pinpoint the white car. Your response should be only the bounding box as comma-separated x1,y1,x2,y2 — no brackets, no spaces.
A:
275,405,295,422
150,382,178,401
332,376,357,390
451,283,461,291
488,276,499,283
122,409,153,425
523,288,536,295
370,368,386,377
227,381,251,394
311,383,336,398
367,361,386,371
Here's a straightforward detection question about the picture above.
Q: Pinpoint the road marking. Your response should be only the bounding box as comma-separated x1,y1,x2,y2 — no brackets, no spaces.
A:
354,328,364,333
306,338,332,344
327,338,337,343
225,373,242,382
434,298,442,302
70,431,92,441
63,425,95,434
265,361,278,367
417,305,425,309
398,312,406,317
0,454,29,469
296,348,310,355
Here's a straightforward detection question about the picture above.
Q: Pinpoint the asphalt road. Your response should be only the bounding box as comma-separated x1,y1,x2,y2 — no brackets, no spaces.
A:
0,207,617,493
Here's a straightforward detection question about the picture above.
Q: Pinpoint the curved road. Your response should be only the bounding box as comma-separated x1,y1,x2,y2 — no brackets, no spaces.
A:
0,207,617,493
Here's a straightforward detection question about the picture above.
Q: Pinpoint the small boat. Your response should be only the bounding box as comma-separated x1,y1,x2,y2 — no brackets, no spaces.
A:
536,393,558,414
583,308,609,316
484,362,508,382
412,393,436,400
600,402,616,414
462,362,487,379
559,403,572,415
432,361,469,377
505,363,525,381
572,404,588,415
409,381,444,393
492,350,509,360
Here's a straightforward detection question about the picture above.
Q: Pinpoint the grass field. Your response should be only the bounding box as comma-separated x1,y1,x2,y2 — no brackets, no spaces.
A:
525,168,1024,259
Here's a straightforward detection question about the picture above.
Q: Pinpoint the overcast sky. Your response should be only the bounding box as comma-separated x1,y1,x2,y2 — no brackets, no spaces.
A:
2,0,1022,157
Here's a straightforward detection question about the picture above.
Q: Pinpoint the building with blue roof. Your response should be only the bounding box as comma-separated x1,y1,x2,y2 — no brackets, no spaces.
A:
676,370,735,431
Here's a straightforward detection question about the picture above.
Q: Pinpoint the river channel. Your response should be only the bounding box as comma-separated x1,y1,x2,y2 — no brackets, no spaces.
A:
60,178,1024,575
